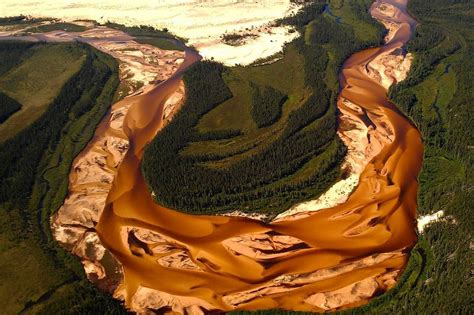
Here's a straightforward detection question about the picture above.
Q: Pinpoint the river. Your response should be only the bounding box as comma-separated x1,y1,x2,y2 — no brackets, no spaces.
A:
88,0,423,312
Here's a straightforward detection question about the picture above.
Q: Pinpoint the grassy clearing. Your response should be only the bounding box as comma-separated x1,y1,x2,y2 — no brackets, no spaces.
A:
0,43,86,142
197,45,306,135
187,45,308,164
197,73,255,133
233,45,306,95
183,97,311,170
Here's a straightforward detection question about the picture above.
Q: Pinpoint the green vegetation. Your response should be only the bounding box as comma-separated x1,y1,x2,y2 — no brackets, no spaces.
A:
222,33,256,46
0,15,47,26
250,83,287,128
329,0,384,42
134,36,183,51
0,42,86,141
0,41,36,76
25,22,87,33
0,92,21,123
141,0,385,217
103,22,185,51
0,41,125,314
233,0,474,313
197,73,255,134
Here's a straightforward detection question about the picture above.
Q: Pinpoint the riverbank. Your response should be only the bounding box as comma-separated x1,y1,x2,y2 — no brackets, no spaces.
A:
45,28,187,293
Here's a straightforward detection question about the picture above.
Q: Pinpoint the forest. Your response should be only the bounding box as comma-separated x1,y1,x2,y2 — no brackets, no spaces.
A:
0,91,21,123
0,42,113,205
250,83,287,128
0,41,126,314
0,41,36,75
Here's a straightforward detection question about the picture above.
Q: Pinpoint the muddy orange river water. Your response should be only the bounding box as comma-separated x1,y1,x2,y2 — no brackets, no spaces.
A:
89,0,422,312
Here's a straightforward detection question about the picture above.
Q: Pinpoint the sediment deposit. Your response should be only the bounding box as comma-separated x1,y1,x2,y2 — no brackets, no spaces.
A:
0,0,302,66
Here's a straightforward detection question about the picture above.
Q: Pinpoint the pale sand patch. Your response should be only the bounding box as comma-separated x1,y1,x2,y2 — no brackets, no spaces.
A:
221,210,267,222
123,286,216,315
275,174,360,220
197,25,299,66
223,233,305,259
222,251,404,308
0,0,303,66
417,210,457,233
305,276,380,310
366,49,413,90
417,210,444,233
